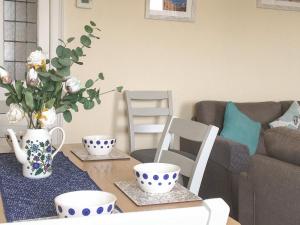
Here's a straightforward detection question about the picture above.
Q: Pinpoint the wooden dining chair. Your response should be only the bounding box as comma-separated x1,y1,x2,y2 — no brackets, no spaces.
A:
125,90,173,163
154,116,219,195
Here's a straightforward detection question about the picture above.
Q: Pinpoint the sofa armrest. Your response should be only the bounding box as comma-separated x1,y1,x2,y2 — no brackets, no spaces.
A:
242,154,300,225
211,136,250,173
180,136,250,173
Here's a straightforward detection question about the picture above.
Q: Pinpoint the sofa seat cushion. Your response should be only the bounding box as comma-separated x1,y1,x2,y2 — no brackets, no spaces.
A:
264,127,300,166
220,102,261,155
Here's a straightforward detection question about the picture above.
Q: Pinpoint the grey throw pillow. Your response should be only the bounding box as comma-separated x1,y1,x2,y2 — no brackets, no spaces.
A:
270,101,300,130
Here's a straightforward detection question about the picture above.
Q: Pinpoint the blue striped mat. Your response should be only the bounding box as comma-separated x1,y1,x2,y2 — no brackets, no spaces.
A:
0,152,121,222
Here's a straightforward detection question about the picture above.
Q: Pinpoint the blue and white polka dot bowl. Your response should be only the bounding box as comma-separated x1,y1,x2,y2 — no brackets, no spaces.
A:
134,163,181,194
82,135,116,156
54,190,117,218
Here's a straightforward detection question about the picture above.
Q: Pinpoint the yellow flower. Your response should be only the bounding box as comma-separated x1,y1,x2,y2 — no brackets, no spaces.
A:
35,107,57,128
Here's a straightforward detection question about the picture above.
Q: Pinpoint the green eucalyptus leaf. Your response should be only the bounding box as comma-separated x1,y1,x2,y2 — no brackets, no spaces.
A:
95,96,101,104
98,73,104,80
116,86,124,92
6,96,14,106
71,103,78,112
67,37,75,43
45,99,56,108
90,21,96,26
51,58,62,69
15,81,23,100
85,79,94,88
75,61,84,65
71,50,79,62
62,48,72,58
79,97,87,104
25,91,34,110
56,67,70,77
75,47,83,56
50,74,63,82
87,89,97,99
56,45,64,57
38,72,52,78
89,34,100,39
58,39,66,46
80,35,91,48
84,25,93,34
63,110,72,123
56,105,68,113
83,100,94,110
58,58,73,67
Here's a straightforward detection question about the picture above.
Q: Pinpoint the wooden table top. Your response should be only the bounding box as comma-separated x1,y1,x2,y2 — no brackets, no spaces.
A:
0,144,240,225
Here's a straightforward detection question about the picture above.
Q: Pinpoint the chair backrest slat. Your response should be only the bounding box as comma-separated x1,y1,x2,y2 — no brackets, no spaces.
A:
134,124,165,133
169,118,209,142
132,108,171,117
155,116,219,195
126,91,171,100
125,90,173,153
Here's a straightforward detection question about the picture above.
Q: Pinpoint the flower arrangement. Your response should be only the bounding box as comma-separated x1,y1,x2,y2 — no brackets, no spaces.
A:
0,21,122,129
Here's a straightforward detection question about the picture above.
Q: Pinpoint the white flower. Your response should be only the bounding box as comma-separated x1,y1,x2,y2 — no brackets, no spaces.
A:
7,104,25,124
38,107,57,128
0,67,12,84
65,77,81,93
26,68,40,86
27,50,46,69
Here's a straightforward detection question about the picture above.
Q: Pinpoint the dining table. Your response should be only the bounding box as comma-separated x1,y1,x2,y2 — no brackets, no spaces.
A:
0,143,240,225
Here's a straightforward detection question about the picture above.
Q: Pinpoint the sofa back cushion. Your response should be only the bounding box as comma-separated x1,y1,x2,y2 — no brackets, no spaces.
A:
195,101,282,132
195,101,284,155
264,127,300,166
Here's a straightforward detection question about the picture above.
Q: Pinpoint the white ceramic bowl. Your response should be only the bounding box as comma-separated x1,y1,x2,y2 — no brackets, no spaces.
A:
5,132,24,150
54,191,117,218
82,135,116,156
133,163,180,194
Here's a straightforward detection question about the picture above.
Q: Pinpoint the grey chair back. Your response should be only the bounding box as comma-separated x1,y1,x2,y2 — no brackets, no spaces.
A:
125,90,173,153
155,116,219,195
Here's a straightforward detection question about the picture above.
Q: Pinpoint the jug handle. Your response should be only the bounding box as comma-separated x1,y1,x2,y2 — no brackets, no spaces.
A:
49,127,65,158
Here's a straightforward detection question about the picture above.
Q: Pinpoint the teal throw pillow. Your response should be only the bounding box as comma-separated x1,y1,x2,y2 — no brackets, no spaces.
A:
220,102,261,155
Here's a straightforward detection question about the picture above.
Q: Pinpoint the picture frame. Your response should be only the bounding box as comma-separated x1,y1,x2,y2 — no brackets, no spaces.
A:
145,0,196,22
76,0,93,9
257,0,300,11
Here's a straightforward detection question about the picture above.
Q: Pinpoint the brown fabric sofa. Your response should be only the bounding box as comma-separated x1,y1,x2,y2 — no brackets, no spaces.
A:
180,101,297,222
239,127,300,225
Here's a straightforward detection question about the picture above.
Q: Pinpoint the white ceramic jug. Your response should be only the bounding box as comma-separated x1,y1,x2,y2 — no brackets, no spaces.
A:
7,128,65,179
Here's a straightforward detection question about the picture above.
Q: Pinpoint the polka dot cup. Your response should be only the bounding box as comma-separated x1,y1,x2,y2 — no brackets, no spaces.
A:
54,190,117,218
134,163,181,194
82,135,116,156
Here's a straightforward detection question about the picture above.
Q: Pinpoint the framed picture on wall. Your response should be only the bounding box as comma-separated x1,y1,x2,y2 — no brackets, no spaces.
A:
77,0,93,9
257,0,300,11
145,0,196,22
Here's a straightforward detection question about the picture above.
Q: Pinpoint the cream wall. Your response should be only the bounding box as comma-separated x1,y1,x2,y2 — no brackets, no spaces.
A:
63,0,300,151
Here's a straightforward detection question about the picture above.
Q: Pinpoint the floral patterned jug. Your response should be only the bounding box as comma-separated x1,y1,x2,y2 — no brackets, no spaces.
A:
7,128,65,179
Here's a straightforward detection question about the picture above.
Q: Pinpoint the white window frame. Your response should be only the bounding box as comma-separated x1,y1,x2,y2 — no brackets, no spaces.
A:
0,0,3,67
0,0,64,144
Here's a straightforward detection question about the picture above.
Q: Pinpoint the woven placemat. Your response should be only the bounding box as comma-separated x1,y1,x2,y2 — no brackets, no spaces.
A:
115,181,201,206
72,148,130,161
